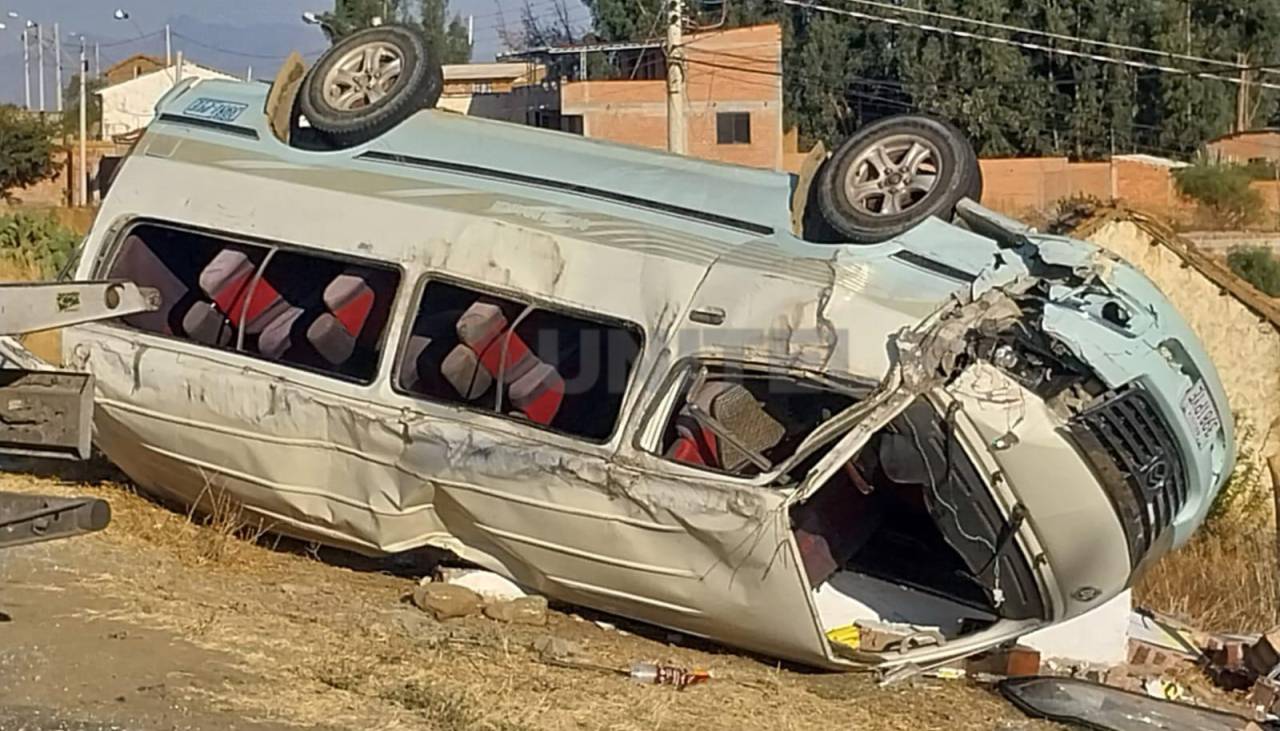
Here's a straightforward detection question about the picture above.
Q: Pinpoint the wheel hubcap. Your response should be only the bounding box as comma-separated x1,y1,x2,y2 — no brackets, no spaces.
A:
843,135,942,216
323,41,405,111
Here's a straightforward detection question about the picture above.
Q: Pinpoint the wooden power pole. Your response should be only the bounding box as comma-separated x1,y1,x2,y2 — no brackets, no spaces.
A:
665,0,687,154
1236,53,1251,133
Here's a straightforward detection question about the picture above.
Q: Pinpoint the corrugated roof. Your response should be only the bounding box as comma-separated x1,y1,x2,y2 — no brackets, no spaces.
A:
442,62,536,81
1205,128,1280,145
1111,153,1189,169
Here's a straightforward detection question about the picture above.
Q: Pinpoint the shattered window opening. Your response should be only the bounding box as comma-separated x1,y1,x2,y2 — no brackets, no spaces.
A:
394,278,643,442
104,222,402,384
793,396,1048,635
651,360,862,480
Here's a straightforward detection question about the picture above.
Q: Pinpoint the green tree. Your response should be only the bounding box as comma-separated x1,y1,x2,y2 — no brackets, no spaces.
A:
318,0,405,40
577,0,1280,158
318,0,470,63
61,73,107,138
0,106,57,202
418,0,472,64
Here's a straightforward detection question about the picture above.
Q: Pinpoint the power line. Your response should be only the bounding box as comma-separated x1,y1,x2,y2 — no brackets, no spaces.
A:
169,31,326,60
681,53,1185,157
821,0,1278,77
96,30,165,50
777,0,1280,91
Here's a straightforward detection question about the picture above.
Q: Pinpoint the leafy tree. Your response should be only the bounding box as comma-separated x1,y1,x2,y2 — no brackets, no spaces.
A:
418,0,472,64
318,0,406,40
61,73,107,138
574,0,1280,158
1227,245,1280,296
318,0,470,63
0,106,57,202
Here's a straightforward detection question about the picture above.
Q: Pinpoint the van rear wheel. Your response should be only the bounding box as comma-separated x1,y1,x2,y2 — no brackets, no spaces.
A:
299,24,443,147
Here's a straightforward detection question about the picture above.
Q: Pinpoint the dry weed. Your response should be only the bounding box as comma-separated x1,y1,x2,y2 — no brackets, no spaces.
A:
181,474,275,566
1137,526,1280,632
0,255,45,282
0,254,62,364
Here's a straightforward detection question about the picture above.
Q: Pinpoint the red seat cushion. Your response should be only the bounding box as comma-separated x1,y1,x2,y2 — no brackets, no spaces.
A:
666,416,719,467
323,273,375,337
199,249,287,334
508,361,564,425
455,302,535,382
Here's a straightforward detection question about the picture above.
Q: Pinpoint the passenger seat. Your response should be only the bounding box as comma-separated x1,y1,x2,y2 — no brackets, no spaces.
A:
454,302,564,425
666,381,785,472
306,272,376,366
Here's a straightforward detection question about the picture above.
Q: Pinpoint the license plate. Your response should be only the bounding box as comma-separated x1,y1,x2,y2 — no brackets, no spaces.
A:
1180,379,1221,450
184,98,248,123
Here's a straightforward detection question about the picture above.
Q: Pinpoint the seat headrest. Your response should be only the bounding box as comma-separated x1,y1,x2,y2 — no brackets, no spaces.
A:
441,344,492,400
688,381,785,472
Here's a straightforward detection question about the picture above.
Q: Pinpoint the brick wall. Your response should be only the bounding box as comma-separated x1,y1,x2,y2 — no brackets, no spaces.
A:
561,25,785,170
8,140,129,208
1207,131,1280,163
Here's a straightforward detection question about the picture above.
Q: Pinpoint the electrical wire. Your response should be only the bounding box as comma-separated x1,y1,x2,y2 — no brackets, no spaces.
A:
775,0,1280,91
169,31,327,61
815,0,1278,77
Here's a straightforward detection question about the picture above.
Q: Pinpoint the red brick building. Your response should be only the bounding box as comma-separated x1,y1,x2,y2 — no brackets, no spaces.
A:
538,25,791,170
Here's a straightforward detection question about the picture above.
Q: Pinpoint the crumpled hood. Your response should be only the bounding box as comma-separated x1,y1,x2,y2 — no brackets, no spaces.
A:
899,202,1234,545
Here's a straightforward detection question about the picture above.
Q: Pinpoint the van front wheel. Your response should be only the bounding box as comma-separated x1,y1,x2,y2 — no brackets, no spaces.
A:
299,24,443,147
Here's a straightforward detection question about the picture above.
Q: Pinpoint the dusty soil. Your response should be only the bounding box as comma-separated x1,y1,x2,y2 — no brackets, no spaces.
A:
0,461,1057,731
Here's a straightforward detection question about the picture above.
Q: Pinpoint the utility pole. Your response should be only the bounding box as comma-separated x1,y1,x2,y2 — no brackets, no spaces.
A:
664,0,686,154
164,24,171,68
1236,52,1251,133
78,38,87,207
54,23,62,114
93,43,100,79
36,23,44,112
21,27,29,110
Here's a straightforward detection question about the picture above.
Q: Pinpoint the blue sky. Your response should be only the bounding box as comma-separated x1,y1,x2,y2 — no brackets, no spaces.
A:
0,0,591,105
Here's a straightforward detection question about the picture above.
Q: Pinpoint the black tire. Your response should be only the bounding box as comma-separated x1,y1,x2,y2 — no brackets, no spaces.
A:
299,24,443,147
942,118,983,204
816,115,981,244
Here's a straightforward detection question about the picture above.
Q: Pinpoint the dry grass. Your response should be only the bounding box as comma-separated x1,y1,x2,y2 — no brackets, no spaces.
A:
0,253,62,364
0,254,45,282
1137,526,1280,633
182,477,277,565
1,465,1063,731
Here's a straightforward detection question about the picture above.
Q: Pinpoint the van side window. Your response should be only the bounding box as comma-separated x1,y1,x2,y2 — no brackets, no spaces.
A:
650,361,860,478
396,279,643,441
106,223,400,384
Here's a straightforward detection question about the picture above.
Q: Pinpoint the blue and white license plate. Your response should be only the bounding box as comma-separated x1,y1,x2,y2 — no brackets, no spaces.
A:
1180,379,1222,450
184,98,248,123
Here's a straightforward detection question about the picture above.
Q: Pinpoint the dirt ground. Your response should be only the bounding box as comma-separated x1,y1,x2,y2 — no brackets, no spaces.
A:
0,461,1058,731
